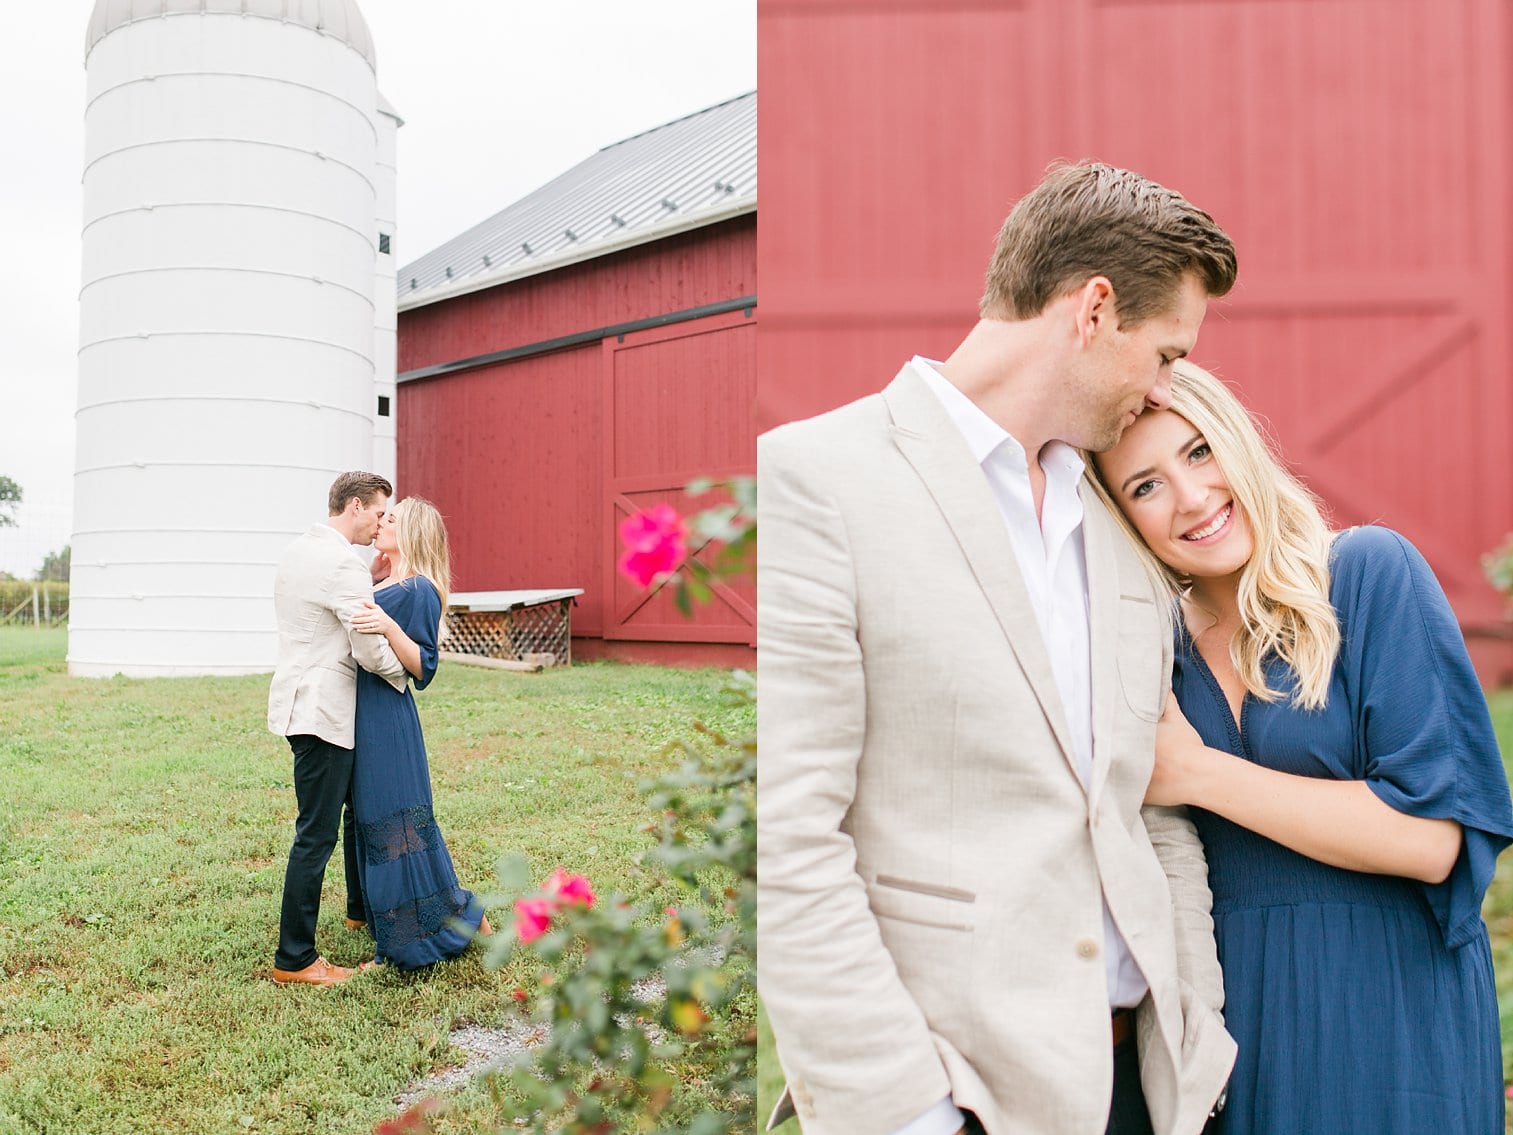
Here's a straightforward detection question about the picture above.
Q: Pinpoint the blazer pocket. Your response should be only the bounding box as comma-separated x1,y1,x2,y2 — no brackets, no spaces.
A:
868,875,975,931
1115,596,1164,723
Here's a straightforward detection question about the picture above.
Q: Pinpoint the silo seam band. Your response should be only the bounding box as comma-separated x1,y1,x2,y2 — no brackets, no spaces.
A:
80,267,376,309
84,138,376,193
78,331,373,363
87,73,378,143
75,460,354,475
74,528,300,537
74,559,282,566
82,203,374,248
76,397,375,422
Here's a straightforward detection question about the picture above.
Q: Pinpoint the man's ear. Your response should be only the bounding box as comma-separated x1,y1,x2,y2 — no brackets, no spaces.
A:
1073,276,1116,347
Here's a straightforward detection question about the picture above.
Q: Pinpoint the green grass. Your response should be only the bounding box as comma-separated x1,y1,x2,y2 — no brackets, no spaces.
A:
757,689,1513,1131
0,628,753,1135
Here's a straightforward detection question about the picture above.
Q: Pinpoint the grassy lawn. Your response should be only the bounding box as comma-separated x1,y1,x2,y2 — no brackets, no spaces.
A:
0,628,753,1135
756,689,1513,1131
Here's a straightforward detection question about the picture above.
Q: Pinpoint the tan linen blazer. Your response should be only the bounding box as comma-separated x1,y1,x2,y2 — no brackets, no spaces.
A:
266,523,408,749
757,367,1235,1135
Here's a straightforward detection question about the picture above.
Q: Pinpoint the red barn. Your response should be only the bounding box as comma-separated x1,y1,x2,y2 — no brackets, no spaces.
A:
758,1,1512,683
397,92,755,667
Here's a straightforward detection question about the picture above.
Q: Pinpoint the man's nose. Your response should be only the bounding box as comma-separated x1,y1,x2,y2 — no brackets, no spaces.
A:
1146,370,1173,410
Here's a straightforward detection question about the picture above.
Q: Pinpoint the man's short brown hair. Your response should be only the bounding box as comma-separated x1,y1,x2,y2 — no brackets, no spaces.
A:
980,161,1237,325
327,471,393,516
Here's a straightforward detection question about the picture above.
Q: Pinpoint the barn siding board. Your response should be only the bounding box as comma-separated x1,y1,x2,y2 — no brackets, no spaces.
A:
397,218,756,663
398,343,607,634
759,0,1513,681
399,217,755,375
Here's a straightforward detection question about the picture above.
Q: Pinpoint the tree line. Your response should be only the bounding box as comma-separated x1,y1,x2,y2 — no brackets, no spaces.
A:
0,475,69,582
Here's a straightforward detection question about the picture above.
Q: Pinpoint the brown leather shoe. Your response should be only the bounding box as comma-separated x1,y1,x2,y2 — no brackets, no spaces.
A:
478,914,494,938
343,917,366,931
271,957,355,987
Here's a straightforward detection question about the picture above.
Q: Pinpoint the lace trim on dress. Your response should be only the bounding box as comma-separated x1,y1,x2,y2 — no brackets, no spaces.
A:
372,884,473,951
360,803,440,866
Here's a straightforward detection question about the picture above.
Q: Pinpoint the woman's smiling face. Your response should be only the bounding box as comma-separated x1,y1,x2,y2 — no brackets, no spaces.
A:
1096,408,1254,582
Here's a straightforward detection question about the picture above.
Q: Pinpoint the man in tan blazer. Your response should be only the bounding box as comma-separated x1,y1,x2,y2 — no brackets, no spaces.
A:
758,164,1239,1134
267,470,409,986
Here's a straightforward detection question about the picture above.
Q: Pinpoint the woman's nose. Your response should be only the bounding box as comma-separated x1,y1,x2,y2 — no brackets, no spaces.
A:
1171,473,1208,513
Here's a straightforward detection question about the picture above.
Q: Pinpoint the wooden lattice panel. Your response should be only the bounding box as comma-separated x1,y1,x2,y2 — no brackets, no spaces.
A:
443,599,574,666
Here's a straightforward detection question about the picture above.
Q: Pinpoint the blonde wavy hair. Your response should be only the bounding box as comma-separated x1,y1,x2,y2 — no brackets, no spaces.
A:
1089,360,1340,710
391,496,451,621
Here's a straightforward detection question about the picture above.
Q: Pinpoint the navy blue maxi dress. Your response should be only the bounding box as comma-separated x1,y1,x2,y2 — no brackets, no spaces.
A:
353,576,485,969
1171,526,1513,1133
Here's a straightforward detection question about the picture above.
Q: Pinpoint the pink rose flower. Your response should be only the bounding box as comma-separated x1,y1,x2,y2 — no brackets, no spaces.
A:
546,867,597,908
617,504,687,587
513,897,554,943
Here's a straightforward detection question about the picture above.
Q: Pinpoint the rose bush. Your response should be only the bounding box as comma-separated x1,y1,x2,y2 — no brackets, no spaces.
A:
472,478,756,1134
512,869,597,943
617,504,689,588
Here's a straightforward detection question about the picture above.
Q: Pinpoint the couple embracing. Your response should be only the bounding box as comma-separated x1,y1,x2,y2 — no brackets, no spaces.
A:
759,164,1513,1134
266,471,489,986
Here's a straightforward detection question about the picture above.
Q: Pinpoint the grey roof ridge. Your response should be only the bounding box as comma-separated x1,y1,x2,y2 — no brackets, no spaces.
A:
596,88,755,152
397,90,755,308
408,94,753,279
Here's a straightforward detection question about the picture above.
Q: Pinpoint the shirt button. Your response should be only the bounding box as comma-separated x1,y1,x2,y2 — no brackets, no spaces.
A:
1076,937,1100,960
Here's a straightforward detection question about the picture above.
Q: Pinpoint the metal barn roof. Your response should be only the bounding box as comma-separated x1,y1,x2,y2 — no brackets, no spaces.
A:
398,90,755,311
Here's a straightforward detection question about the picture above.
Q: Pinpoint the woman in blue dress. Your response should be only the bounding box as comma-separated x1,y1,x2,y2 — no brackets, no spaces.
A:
349,496,491,969
1091,360,1513,1133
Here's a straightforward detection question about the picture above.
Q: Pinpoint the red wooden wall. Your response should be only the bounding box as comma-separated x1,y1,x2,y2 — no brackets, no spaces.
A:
758,0,1513,682
398,216,756,666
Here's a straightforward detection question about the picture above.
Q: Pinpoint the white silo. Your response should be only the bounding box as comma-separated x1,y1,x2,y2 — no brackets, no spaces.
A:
372,92,401,487
74,0,388,676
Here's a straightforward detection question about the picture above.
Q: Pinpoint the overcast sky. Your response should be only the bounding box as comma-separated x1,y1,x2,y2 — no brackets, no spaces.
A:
0,0,755,579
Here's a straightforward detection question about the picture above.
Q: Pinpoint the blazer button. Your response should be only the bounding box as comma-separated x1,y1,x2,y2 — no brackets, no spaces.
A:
1076,937,1100,960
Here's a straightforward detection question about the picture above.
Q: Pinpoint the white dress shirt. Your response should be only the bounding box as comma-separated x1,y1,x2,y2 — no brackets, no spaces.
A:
892,358,1148,1135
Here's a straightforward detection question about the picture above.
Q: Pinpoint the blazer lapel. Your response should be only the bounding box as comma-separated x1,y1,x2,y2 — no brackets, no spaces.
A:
881,367,1077,774
1080,480,1121,805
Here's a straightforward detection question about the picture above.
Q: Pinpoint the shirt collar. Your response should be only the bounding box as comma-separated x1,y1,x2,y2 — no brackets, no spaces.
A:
313,522,366,557
909,356,1086,487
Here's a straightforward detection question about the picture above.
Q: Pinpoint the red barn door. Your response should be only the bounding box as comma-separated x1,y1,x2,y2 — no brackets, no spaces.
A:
759,0,1513,679
602,308,757,647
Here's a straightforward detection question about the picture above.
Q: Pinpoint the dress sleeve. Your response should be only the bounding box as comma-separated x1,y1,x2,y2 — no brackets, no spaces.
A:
402,578,442,691
1338,527,1513,949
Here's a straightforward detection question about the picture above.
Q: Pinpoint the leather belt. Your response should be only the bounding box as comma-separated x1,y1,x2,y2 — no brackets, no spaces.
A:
1111,1008,1134,1048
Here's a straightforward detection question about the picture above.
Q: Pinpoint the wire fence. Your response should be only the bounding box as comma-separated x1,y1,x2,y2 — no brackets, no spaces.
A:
0,582,69,627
